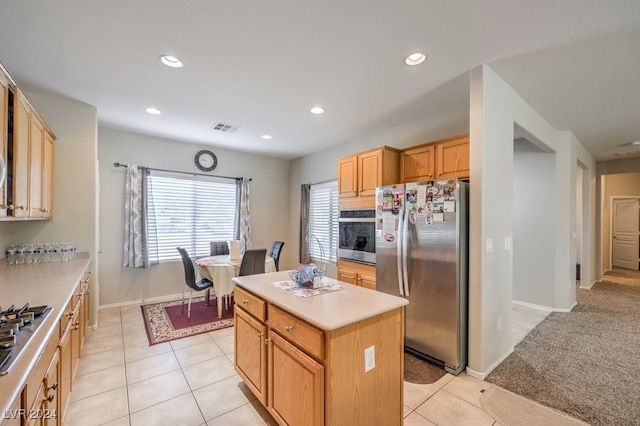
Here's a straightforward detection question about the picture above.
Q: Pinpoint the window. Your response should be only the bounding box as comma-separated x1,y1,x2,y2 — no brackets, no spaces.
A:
308,181,338,264
148,174,238,262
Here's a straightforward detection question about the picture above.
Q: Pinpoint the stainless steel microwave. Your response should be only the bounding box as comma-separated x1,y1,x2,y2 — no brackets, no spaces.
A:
338,209,376,264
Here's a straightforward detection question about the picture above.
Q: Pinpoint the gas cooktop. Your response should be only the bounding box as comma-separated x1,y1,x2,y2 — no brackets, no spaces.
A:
0,304,52,376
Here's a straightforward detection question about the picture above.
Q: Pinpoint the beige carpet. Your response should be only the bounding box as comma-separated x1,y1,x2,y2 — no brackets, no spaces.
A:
481,387,590,426
486,282,640,425
601,267,640,288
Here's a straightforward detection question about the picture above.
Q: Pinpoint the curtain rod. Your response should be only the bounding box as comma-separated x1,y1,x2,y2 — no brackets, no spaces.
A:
113,162,251,182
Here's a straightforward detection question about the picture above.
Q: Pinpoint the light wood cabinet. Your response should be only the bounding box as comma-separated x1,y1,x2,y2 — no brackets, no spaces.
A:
234,281,404,425
0,61,56,221
0,71,8,218
22,326,60,426
337,259,376,290
338,146,400,209
2,395,21,426
401,134,469,182
58,272,89,424
235,287,325,426
25,350,59,426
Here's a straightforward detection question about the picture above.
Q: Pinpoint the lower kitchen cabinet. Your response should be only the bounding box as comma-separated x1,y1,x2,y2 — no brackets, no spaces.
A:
268,331,324,426
234,307,267,404
337,259,376,290
58,274,88,424
234,279,404,426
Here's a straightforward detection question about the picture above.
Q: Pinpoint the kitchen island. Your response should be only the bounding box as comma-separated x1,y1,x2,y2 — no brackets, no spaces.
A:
232,271,408,426
0,254,91,426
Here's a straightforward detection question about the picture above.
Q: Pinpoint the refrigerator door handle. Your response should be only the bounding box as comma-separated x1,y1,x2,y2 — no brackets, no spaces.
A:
402,205,410,297
396,207,405,297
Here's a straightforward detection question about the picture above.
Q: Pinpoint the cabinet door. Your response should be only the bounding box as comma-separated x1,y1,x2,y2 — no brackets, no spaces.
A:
0,73,8,218
359,273,376,290
337,155,358,197
41,131,54,218
401,144,435,183
11,90,30,217
4,394,21,426
435,136,469,179
358,149,382,197
267,331,324,426
234,307,267,404
29,113,44,217
337,268,358,285
58,320,72,422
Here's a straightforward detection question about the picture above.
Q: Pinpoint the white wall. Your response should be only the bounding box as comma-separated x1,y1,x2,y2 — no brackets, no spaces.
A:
0,91,99,324
467,65,596,377
513,140,556,306
97,127,291,306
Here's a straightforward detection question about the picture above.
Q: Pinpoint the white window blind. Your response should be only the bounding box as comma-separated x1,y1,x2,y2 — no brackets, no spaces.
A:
148,174,237,261
308,181,338,263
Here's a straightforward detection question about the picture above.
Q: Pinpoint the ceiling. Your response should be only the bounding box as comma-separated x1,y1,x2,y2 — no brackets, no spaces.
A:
0,1,639,161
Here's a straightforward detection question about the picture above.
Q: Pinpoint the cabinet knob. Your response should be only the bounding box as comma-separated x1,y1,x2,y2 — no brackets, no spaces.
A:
43,208,50,213
285,326,294,332
45,394,55,403
438,172,443,176
264,338,272,345
257,332,264,338
49,382,59,391
66,311,74,317
241,299,249,304
7,204,14,211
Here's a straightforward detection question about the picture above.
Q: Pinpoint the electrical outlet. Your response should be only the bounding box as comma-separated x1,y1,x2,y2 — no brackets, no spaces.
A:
486,238,493,253
364,346,375,372
497,316,502,331
504,237,511,251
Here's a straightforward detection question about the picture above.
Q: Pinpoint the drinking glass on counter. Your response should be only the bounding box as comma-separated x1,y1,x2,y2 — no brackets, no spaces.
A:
5,242,77,264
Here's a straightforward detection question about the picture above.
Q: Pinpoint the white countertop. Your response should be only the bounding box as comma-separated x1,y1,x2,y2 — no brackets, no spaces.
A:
0,254,91,417
232,271,408,330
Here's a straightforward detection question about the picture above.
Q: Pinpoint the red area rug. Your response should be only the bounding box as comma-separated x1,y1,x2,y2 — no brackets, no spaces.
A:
141,296,234,345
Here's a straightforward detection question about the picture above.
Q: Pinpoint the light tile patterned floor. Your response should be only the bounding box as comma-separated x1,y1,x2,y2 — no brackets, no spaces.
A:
63,303,567,425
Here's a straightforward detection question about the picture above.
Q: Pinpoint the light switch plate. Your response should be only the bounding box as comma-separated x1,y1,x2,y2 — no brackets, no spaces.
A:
364,346,375,372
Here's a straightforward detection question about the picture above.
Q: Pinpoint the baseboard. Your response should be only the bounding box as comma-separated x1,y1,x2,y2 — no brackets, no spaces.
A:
465,347,514,380
512,299,554,312
98,292,185,310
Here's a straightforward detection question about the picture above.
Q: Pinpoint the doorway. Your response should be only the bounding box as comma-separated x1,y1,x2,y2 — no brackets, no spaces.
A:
611,198,639,270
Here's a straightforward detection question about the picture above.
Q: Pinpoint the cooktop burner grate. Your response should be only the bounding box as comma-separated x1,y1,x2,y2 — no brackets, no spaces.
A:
0,305,52,376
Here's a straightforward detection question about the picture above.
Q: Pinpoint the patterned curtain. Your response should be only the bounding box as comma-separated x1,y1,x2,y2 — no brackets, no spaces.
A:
299,184,311,263
123,165,157,268
238,178,252,254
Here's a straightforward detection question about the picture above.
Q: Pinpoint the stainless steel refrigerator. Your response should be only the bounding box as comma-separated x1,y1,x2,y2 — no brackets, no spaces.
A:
375,179,468,374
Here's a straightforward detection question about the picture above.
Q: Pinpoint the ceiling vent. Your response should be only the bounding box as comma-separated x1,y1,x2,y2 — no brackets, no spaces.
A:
212,122,239,133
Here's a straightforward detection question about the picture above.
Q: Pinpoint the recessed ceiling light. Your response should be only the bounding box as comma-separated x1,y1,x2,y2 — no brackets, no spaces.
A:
405,52,426,66
630,141,640,146
160,55,184,68
145,107,161,115
262,134,273,140
310,106,325,114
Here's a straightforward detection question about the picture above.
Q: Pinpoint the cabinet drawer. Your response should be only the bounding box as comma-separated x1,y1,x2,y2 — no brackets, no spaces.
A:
268,304,324,361
235,287,266,322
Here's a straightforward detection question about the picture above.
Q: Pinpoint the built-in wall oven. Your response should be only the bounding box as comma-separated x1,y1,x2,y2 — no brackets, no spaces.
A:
338,209,376,264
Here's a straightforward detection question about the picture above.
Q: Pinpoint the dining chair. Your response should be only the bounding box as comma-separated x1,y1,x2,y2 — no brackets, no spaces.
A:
268,241,285,271
238,248,267,276
177,247,214,320
210,240,230,256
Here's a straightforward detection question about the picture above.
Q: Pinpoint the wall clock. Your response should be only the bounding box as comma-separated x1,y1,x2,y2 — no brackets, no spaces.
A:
194,149,217,172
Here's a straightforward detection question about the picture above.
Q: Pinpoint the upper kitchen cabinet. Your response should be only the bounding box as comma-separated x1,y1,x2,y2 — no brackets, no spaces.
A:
0,71,8,218
338,146,400,209
0,61,56,221
401,134,469,182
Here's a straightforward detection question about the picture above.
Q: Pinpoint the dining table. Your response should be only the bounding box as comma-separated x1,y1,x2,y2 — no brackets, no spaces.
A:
195,254,277,318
